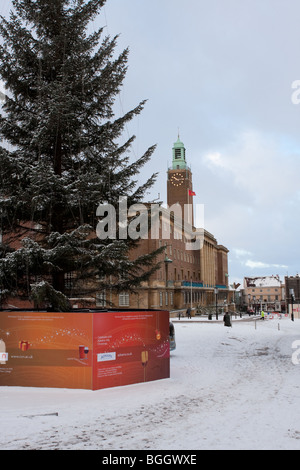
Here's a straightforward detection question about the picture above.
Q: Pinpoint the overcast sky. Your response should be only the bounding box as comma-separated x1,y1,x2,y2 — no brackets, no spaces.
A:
1,0,300,287
103,0,300,287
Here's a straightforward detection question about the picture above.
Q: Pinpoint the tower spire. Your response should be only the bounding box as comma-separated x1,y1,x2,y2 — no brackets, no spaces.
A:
172,135,186,170
167,137,194,226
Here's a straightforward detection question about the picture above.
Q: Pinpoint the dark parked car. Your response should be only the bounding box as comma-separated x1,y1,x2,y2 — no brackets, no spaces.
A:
169,321,176,351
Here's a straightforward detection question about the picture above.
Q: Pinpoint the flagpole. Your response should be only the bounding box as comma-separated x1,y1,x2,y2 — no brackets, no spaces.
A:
188,188,192,226
188,188,196,226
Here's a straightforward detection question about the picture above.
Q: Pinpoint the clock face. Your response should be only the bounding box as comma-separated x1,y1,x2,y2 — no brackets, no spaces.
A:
170,172,184,186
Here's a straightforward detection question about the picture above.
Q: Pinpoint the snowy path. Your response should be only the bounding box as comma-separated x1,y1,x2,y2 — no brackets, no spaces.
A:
1,318,300,450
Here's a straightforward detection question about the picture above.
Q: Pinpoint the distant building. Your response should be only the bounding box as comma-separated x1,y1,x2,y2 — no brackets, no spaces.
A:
285,275,300,319
243,275,284,312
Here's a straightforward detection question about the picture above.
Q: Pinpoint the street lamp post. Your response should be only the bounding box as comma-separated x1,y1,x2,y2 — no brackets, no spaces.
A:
290,288,295,322
214,288,219,320
164,255,172,288
225,273,229,305
238,291,242,318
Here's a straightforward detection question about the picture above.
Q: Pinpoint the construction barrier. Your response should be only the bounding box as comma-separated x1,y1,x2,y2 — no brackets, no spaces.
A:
0,309,170,390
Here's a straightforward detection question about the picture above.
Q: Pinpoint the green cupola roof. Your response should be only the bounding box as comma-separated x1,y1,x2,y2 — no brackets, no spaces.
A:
172,135,187,169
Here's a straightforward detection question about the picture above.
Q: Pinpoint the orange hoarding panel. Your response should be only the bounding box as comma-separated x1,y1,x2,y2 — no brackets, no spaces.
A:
93,310,170,390
0,311,94,389
0,310,170,390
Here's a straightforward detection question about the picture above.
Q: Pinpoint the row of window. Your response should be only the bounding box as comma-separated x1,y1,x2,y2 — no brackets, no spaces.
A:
158,290,204,307
159,291,174,307
248,295,279,301
158,240,199,264
96,291,130,308
250,288,279,292
96,290,204,308
97,292,176,308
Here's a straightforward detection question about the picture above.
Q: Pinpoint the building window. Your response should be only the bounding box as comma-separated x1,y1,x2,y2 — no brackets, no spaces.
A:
165,292,168,306
65,271,75,290
119,292,129,307
96,291,106,307
175,149,181,159
159,292,163,307
170,291,174,306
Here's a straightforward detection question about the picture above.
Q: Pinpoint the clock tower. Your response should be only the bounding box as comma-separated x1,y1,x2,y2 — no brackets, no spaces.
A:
167,136,195,226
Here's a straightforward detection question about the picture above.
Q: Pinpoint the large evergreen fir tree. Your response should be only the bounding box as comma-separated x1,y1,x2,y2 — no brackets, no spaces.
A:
0,0,161,310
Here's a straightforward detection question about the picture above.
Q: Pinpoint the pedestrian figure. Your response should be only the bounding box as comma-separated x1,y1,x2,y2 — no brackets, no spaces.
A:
261,311,265,320
223,312,231,327
186,307,191,319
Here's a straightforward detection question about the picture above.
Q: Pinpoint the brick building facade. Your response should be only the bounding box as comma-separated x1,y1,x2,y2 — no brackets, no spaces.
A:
96,137,230,313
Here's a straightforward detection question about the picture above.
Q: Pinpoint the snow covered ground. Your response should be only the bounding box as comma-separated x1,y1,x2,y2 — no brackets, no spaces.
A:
1,316,300,450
